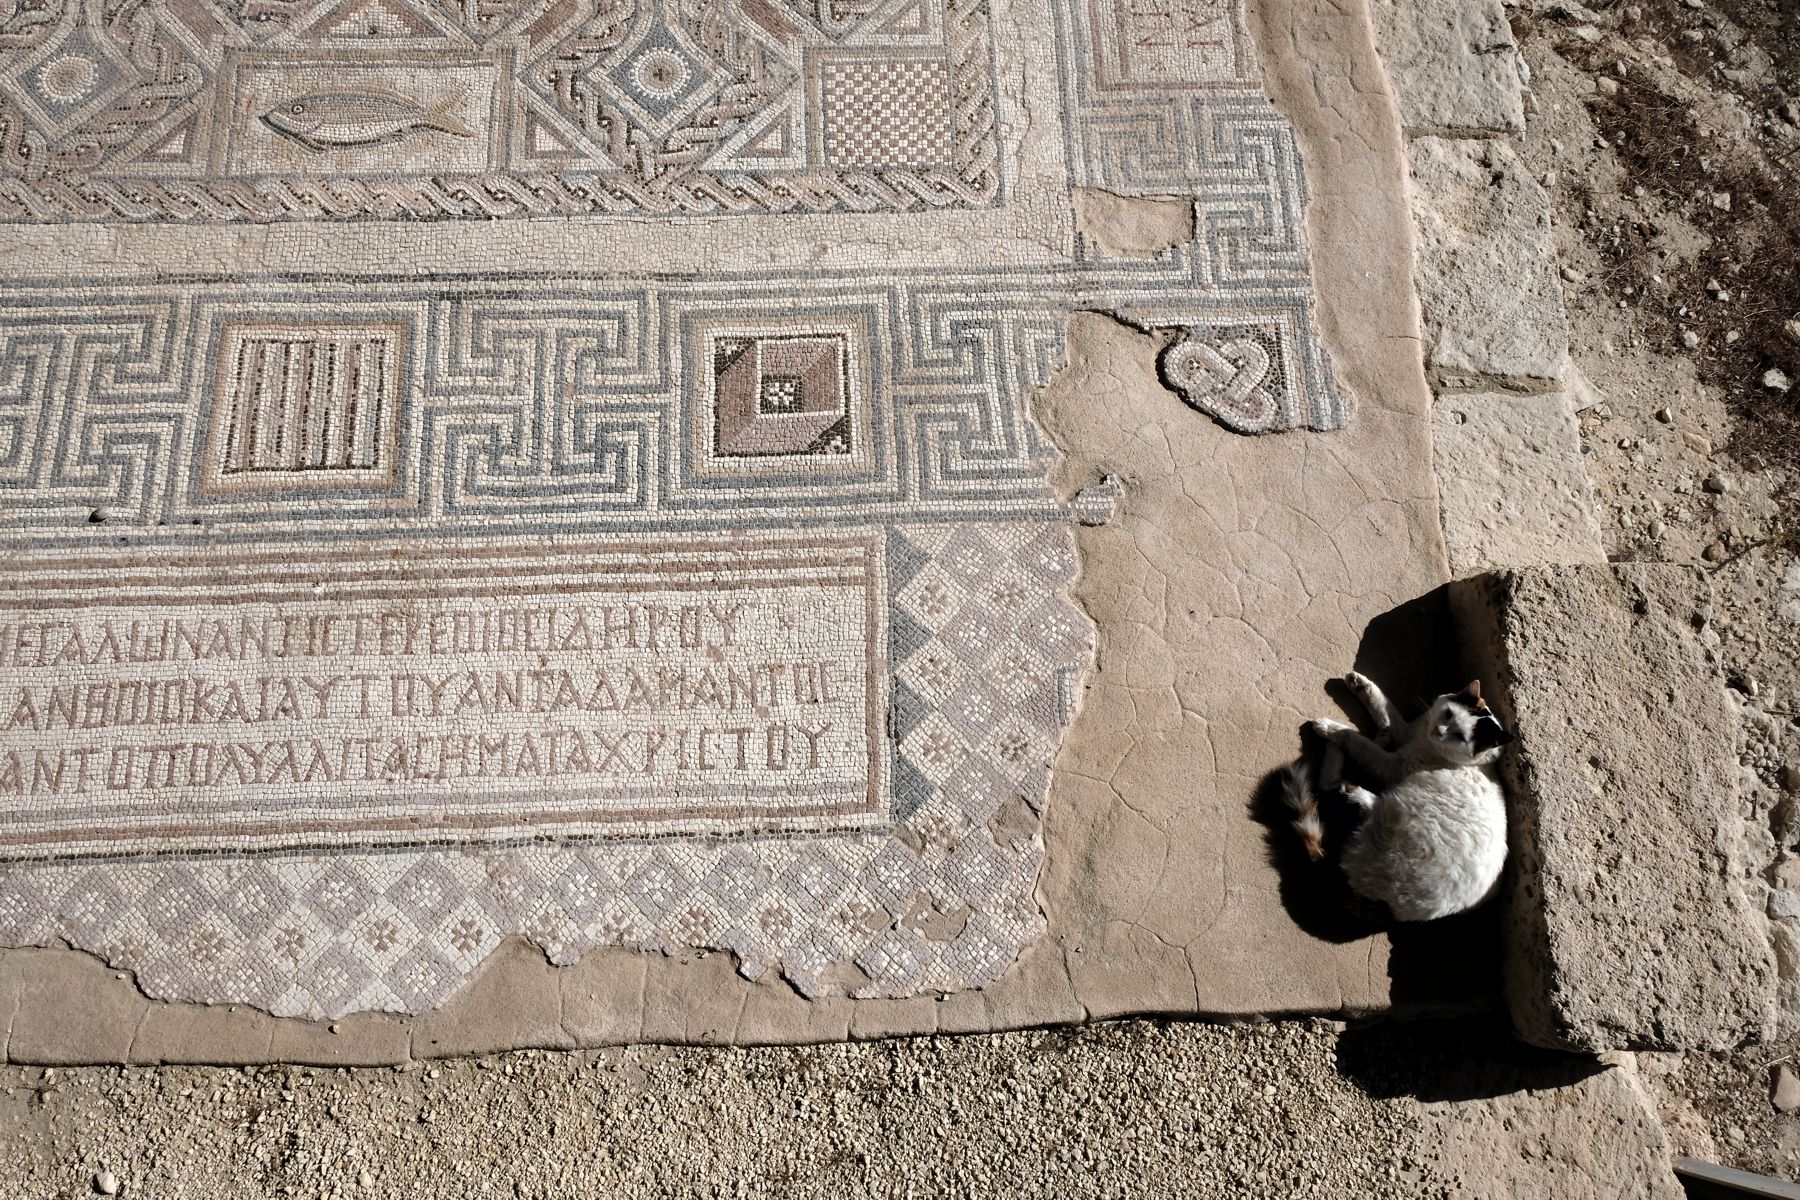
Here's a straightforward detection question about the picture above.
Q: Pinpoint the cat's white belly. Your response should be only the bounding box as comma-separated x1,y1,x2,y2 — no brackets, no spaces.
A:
1339,771,1508,921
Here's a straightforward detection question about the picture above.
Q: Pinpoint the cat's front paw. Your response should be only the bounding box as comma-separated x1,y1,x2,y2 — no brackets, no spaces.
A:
1344,671,1379,700
1309,718,1352,740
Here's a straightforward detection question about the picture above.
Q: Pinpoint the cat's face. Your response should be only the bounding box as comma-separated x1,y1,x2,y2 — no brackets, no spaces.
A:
1425,679,1515,765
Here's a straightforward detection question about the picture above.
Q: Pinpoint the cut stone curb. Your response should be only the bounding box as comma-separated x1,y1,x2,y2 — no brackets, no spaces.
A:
1456,564,1776,1052
1433,391,1606,576
1408,136,1570,388
1369,0,1527,137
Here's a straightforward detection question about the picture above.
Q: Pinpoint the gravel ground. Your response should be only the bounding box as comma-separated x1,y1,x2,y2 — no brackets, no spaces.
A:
0,1020,1443,1199
0,1015,1695,1200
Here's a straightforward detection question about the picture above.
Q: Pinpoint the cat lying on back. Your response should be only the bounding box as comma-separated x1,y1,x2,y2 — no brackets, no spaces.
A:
1282,672,1515,921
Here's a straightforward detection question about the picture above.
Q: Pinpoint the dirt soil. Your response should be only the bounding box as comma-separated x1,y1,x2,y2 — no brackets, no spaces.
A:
1510,0,1800,1180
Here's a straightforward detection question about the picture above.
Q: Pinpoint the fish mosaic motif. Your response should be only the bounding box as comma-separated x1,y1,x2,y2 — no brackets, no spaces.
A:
259,90,475,152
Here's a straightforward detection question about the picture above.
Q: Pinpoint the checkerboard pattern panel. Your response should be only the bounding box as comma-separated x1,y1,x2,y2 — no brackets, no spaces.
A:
820,58,955,168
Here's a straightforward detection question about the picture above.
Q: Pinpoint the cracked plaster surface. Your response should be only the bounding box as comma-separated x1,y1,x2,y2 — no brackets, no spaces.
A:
0,0,1454,1060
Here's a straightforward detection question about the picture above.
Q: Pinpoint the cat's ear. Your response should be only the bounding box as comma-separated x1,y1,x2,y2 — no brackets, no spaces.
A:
1455,679,1491,711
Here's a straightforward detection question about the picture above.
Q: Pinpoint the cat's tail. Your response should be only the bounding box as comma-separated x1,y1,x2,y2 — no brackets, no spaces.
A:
1279,760,1326,862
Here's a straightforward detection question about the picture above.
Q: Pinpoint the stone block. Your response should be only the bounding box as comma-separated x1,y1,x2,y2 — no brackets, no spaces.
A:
1370,0,1527,136
1408,137,1570,386
1433,391,1605,576
128,1003,276,1065
1456,564,1776,1051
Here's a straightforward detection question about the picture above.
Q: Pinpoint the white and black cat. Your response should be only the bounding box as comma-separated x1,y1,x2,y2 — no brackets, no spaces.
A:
1282,672,1514,921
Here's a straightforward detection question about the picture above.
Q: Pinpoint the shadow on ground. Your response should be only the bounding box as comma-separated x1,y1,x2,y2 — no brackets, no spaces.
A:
1248,585,1504,1013
1335,1015,1603,1103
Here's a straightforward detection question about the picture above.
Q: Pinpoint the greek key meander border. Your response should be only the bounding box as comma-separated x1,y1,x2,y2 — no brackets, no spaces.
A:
0,190,1342,545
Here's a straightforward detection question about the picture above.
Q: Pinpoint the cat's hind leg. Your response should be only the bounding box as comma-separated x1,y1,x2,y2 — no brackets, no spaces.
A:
1318,741,1346,791
1345,671,1405,734
1310,719,1400,782
1339,784,1377,812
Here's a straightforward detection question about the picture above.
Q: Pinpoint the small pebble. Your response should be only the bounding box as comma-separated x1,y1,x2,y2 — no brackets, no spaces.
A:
1763,368,1793,393
1681,330,1701,349
1703,472,1731,494
359,1170,376,1189
1655,407,1673,423
94,1170,119,1196
1703,540,1727,563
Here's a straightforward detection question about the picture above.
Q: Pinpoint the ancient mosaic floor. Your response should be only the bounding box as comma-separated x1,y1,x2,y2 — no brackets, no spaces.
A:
0,0,1446,1048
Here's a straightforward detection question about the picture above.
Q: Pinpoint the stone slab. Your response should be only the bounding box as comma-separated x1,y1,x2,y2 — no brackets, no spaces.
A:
409,939,575,1058
1433,391,1606,576
1408,136,1571,387
1369,0,1526,136
1456,564,1776,1052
